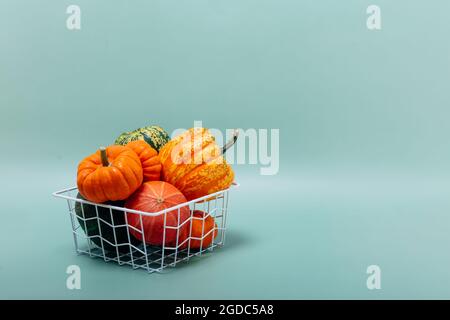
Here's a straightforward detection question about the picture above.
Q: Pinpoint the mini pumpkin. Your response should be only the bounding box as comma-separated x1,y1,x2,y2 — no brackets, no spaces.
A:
181,210,218,250
126,140,161,182
125,181,190,246
159,127,237,201
77,145,143,203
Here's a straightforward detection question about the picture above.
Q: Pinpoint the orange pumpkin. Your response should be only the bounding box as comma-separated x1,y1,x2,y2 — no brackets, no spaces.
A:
181,210,218,249
77,145,143,203
125,181,190,246
159,127,236,201
125,140,161,182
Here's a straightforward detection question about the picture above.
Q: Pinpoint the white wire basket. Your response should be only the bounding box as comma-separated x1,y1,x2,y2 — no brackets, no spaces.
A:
53,182,238,273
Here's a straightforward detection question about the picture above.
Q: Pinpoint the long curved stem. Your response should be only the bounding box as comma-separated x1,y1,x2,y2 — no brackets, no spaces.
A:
221,129,239,155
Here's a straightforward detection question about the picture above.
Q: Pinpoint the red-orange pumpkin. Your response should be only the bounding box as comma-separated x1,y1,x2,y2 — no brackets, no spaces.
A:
126,140,161,181
77,145,143,203
125,181,190,246
159,127,236,201
181,210,218,249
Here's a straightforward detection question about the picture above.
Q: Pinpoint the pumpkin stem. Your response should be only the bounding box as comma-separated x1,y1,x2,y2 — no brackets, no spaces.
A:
99,147,109,167
221,129,239,155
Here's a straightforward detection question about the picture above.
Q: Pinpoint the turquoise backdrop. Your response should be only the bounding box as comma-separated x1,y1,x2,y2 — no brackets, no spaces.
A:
1,0,450,299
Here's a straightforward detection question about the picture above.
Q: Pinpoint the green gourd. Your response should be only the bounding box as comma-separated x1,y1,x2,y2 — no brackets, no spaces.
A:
114,125,170,152
74,193,141,253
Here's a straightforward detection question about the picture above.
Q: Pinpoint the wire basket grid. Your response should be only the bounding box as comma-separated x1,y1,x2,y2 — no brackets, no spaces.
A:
53,183,237,273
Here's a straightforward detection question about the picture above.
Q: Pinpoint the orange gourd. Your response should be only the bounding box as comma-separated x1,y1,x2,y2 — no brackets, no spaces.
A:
181,210,218,249
125,181,190,246
126,140,161,182
77,145,143,203
159,127,237,201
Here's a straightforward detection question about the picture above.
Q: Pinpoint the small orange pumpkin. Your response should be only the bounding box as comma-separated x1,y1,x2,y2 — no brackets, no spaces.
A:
159,127,237,201
77,145,143,203
181,210,218,249
125,140,161,182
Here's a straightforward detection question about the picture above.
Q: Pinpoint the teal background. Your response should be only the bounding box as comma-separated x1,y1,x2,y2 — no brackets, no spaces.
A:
1,0,450,299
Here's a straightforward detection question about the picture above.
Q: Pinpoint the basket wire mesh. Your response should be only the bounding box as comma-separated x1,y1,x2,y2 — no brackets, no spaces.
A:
53,183,238,273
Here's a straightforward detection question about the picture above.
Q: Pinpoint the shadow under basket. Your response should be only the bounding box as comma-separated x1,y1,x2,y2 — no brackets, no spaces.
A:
53,182,238,273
